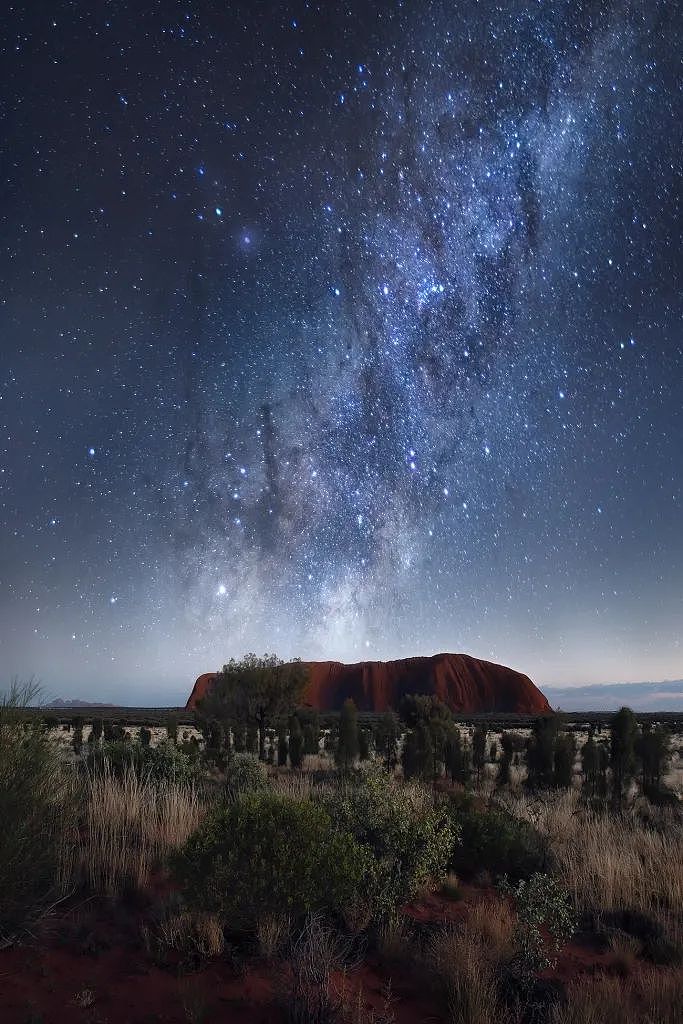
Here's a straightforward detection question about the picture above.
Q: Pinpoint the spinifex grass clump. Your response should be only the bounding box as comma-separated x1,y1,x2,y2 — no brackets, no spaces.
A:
76,764,204,895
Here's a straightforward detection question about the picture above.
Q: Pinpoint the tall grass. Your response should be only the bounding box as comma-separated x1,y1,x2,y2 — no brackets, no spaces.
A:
72,764,204,895
551,968,683,1024
427,924,502,1024
502,790,683,939
0,682,75,944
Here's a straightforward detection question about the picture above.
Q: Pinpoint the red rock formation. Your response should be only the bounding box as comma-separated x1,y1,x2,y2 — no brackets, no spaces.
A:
186,653,550,715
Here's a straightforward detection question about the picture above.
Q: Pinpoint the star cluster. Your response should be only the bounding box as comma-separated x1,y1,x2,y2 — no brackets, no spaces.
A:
0,2,680,701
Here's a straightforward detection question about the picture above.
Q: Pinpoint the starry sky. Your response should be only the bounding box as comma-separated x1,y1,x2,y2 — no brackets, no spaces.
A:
1,1,681,705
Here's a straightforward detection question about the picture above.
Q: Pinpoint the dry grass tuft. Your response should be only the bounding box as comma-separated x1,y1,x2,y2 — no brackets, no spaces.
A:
143,908,224,960
376,915,413,968
427,924,502,1024
278,912,357,1024
551,968,683,1024
466,897,516,963
256,913,292,960
71,765,204,894
606,930,640,977
441,871,461,899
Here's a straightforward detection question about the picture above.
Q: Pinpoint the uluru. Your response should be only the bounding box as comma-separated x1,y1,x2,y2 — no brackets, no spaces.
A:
186,652,551,715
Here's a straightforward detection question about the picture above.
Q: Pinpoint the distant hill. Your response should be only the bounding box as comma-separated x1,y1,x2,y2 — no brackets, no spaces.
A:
44,698,111,708
544,679,683,712
188,653,551,715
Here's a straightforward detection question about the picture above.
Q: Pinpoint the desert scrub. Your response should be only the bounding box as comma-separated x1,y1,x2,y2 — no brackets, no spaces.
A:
444,792,547,881
85,739,197,785
324,764,458,917
499,872,576,976
225,751,267,799
0,684,76,944
503,789,683,943
142,902,225,965
551,968,683,1024
172,790,375,931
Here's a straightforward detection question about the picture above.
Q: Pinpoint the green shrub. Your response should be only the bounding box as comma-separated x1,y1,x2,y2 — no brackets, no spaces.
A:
226,752,267,798
500,872,576,976
324,764,458,916
166,716,178,744
445,795,547,881
172,791,372,931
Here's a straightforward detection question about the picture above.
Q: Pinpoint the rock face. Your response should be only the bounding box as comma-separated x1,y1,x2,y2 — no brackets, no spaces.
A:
186,652,550,715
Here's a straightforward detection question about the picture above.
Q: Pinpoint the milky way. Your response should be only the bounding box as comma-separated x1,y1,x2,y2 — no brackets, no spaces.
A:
1,2,681,701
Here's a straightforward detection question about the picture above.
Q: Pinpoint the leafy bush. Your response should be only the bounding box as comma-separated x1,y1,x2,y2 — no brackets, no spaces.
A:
172,791,373,930
324,764,458,916
500,872,576,976
226,752,267,798
445,794,547,880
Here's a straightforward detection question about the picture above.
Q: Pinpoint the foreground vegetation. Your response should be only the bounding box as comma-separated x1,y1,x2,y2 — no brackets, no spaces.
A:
1,668,682,1023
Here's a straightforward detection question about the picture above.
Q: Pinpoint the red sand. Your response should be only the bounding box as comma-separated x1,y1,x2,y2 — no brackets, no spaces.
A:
0,886,623,1024
186,652,551,715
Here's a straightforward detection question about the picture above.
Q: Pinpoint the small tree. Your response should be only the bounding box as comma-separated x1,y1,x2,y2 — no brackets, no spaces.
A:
200,654,309,762
581,731,609,802
302,710,320,756
636,724,669,798
166,715,178,744
246,722,259,755
233,725,246,753
552,731,576,789
610,707,637,807
277,721,289,767
139,725,152,748
358,727,371,762
72,717,83,755
525,717,559,790
289,715,304,769
498,731,514,786
90,718,103,744
374,710,399,772
472,725,487,785
401,722,433,782
444,727,471,785
335,699,359,770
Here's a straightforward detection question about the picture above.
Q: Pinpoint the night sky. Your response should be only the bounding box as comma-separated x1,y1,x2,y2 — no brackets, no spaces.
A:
1,2,681,704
